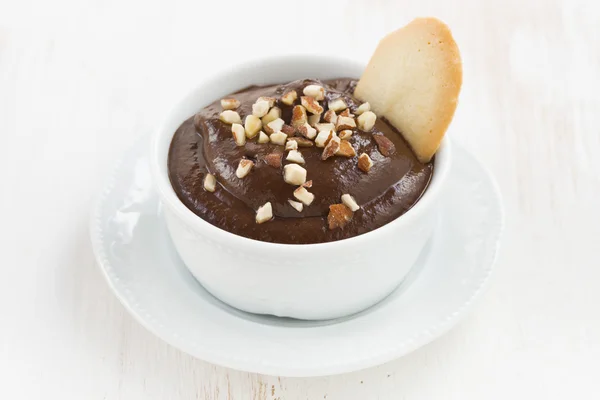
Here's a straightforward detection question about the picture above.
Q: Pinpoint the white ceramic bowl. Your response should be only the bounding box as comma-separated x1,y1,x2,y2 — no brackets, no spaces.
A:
151,55,452,320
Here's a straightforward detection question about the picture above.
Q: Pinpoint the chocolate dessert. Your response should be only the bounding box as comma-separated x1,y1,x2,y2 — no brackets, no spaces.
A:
168,78,433,244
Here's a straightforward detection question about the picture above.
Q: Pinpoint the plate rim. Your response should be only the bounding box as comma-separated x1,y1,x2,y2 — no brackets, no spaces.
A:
90,138,505,377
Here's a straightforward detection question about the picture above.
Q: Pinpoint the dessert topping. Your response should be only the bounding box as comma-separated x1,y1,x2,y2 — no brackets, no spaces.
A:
203,173,217,192
327,204,353,230
357,111,376,132
336,140,356,157
285,140,298,151
303,84,325,101
264,118,285,134
288,137,314,147
336,115,356,131
236,159,254,178
297,122,317,139
255,202,273,224
323,109,338,124
293,186,315,205
220,98,240,110
315,130,334,148
269,131,287,145
373,134,396,156
358,153,373,172
219,110,242,125
301,96,324,115
244,115,262,138
286,150,305,164
308,114,321,127
281,90,298,105
263,152,282,168
283,164,307,185
257,96,276,108
341,194,360,212
287,199,304,212
261,106,281,126
291,105,308,127
321,136,341,160
338,129,353,140
231,123,246,146
257,131,270,144
252,100,271,118
355,102,370,115
328,98,347,112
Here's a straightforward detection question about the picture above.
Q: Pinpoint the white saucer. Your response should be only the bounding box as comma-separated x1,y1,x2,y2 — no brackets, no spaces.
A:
90,138,504,377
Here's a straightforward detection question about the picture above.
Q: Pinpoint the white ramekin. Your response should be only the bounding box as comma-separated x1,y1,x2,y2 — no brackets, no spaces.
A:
151,55,452,320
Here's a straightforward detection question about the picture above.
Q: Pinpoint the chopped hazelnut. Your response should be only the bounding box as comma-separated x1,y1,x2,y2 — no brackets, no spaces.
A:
203,173,216,192
308,114,321,127
281,90,298,105
303,84,325,101
339,109,354,118
357,111,377,132
355,102,370,115
256,202,273,224
323,109,338,124
291,105,308,128
264,118,285,134
257,131,270,144
373,134,396,156
263,152,282,168
285,140,298,151
328,98,347,112
220,98,240,110
269,131,287,145
315,130,335,148
301,96,324,115
288,137,314,147
336,116,356,131
338,129,353,140
315,122,335,132
231,123,246,146
252,100,271,118
257,96,276,108
235,159,254,178
281,124,295,137
244,115,262,138
286,149,305,164
358,153,374,172
341,194,360,212
219,110,242,125
293,186,315,205
327,204,353,230
283,164,307,185
336,140,356,157
322,136,341,160
288,199,304,212
297,122,317,139
261,106,282,126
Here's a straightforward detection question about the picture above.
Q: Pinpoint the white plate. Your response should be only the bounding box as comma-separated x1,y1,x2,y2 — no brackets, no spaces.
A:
90,137,504,377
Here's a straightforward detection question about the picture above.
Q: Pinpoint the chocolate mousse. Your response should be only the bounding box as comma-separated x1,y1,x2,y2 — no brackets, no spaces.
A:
168,78,434,244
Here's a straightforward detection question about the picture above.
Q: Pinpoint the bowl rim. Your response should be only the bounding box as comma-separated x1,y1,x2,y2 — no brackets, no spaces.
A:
151,54,453,252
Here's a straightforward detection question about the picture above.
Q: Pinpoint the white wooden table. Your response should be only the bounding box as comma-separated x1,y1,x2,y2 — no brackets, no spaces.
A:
1,0,599,398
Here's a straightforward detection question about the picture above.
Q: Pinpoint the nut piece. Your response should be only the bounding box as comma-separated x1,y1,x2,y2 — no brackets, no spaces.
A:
203,173,216,192
303,84,325,101
281,124,295,137
338,129,353,140
297,122,317,139
336,116,357,131
355,102,370,115
373,134,396,156
286,149,305,164
291,105,308,128
252,100,271,118
308,114,321,127
257,131,270,144
302,180,313,188
336,139,356,157
288,199,303,212
281,90,298,106
270,131,287,145
236,159,254,178
301,96,324,114
315,122,335,132
357,111,377,132
283,164,307,185
285,140,298,151
358,153,374,172
293,186,315,205
256,202,273,224
315,130,334,148
341,194,360,212
257,96,276,108
288,137,314,147
327,204,353,230
264,152,282,168
322,136,341,160
220,98,240,110
264,118,285,134
323,109,338,124
231,123,246,146
328,98,347,112
219,110,242,125
261,106,282,126
244,115,262,138
339,109,354,118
